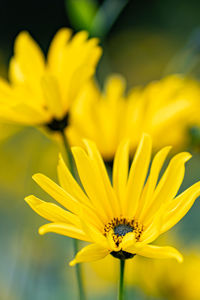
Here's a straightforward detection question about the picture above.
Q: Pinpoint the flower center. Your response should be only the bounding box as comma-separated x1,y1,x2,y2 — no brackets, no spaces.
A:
104,217,144,260
114,224,133,236
46,113,69,132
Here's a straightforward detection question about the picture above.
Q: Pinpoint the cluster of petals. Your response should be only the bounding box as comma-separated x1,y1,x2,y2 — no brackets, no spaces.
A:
70,75,200,160
0,28,101,127
25,134,200,265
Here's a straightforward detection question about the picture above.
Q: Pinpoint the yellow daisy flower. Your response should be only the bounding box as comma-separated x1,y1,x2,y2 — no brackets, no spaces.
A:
0,28,102,134
25,134,200,265
69,74,200,160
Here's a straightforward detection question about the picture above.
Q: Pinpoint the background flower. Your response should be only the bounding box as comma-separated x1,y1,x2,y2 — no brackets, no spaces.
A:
69,74,200,160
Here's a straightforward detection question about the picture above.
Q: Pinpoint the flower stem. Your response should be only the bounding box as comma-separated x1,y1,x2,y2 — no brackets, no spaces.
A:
73,238,86,300
60,130,75,175
118,259,125,300
60,130,86,300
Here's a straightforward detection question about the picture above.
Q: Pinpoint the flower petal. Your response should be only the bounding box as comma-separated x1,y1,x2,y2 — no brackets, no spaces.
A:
9,31,45,87
161,181,200,233
71,146,111,221
125,133,152,217
144,152,192,224
32,173,80,214
83,139,119,216
80,219,108,248
105,75,126,101
25,195,80,226
57,154,91,207
113,140,129,214
135,244,183,263
136,146,171,220
47,28,72,73
69,244,110,266
39,223,90,242
41,74,64,119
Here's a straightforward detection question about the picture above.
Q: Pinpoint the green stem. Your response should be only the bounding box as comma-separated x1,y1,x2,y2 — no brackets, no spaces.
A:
73,239,86,300
60,130,86,300
60,130,75,175
118,259,125,300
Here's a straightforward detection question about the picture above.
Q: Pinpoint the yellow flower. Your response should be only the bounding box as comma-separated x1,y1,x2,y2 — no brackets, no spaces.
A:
25,134,200,265
132,251,200,300
0,28,102,133
69,74,200,160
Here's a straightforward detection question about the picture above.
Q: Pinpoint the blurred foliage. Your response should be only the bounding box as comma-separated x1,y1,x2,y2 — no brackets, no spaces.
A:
65,0,128,38
65,0,98,32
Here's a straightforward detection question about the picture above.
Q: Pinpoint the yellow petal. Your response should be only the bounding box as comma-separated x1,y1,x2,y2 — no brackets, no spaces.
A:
25,195,80,226
80,219,108,248
137,146,172,220
121,232,136,249
57,154,90,207
9,31,45,86
32,173,80,214
0,102,49,125
144,152,192,223
47,28,72,73
113,140,129,214
83,139,119,216
125,133,152,217
69,243,110,266
107,230,120,251
135,244,183,263
0,78,14,100
41,74,64,119
39,223,90,242
78,200,104,230
71,147,110,221
105,75,126,101
140,204,167,244
67,65,95,107
161,181,200,233
57,30,101,110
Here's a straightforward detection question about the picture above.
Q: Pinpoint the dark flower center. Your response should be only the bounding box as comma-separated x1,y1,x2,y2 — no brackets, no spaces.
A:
104,217,144,260
114,224,133,237
46,113,69,132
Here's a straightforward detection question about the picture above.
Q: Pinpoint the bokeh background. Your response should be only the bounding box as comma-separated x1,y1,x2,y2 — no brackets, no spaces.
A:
0,0,200,299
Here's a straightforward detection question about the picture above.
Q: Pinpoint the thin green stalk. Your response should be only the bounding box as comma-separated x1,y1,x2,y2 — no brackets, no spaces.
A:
60,130,86,300
60,130,75,175
118,259,125,300
73,239,86,300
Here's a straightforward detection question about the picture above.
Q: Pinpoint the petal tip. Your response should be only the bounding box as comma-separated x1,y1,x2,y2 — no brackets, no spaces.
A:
32,173,41,181
38,226,46,235
24,195,31,203
176,253,184,263
69,259,76,267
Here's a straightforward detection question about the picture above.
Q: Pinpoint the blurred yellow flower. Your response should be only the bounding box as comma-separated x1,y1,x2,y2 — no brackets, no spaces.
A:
25,133,200,265
133,250,200,300
69,74,200,160
0,28,102,134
